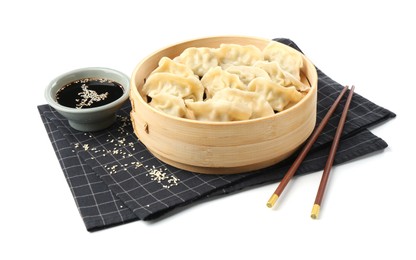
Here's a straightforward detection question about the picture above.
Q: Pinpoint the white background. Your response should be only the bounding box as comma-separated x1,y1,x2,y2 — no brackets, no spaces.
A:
1,0,414,259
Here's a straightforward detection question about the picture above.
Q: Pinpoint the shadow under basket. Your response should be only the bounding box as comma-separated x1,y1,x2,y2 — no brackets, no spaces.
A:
129,36,318,174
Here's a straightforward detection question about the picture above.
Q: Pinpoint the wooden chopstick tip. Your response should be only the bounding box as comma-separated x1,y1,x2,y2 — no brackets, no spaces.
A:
266,194,279,208
311,204,320,219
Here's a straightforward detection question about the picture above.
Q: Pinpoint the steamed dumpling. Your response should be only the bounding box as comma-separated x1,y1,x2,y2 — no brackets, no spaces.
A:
143,41,309,122
149,93,188,118
151,57,196,78
248,77,304,112
143,72,204,101
216,44,263,67
225,65,270,85
254,61,309,92
212,88,274,119
185,99,251,122
201,67,246,99
262,41,303,81
173,47,218,77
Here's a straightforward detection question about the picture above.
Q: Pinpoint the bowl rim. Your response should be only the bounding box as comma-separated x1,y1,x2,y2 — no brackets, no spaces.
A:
130,35,318,126
45,67,130,114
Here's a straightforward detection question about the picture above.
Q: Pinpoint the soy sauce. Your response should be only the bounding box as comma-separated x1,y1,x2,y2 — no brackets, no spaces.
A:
56,78,124,109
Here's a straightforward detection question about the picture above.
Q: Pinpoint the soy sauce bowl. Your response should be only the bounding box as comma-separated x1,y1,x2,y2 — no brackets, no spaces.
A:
45,67,130,132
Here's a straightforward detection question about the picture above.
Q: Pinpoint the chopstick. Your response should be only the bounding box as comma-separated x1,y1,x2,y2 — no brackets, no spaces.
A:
311,85,355,219
266,85,349,208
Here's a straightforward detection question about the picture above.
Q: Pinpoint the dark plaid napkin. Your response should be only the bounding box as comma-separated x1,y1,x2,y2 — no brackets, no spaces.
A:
38,38,395,231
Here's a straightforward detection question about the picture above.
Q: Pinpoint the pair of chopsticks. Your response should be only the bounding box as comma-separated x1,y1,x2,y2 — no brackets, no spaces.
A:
266,85,355,219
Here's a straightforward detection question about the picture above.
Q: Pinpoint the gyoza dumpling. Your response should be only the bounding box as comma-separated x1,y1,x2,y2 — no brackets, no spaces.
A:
143,72,204,101
225,65,270,85
263,41,303,81
248,77,304,112
254,61,309,92
185,99,251,122
201,67,246,99
149,93,188,118
151,57,196,78
216,44,263,67
212,88,274,119
173,47,218,77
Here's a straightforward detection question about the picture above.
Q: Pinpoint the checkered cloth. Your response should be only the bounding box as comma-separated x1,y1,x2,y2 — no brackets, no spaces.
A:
38,38,395,231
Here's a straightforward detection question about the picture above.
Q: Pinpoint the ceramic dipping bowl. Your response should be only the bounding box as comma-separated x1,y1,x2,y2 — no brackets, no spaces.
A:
45,67,130,132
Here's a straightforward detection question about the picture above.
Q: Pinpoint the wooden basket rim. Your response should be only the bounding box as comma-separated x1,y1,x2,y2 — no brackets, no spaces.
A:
130,36,317,126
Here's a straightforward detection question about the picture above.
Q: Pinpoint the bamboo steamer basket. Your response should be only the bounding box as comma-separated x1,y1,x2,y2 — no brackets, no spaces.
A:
130,36,318,174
